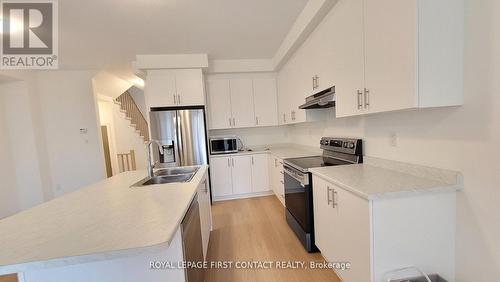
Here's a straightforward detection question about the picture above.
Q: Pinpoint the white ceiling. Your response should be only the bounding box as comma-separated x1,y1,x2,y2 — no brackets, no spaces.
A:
57,0,307,69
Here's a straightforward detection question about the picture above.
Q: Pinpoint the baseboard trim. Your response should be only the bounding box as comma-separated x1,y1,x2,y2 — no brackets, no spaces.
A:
213,191,274,202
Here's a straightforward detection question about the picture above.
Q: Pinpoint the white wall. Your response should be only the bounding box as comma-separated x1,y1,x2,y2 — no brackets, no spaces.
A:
0,81,45,211
35,71,106,197
0,85,20,218
209,126,289,147
280,0,500,280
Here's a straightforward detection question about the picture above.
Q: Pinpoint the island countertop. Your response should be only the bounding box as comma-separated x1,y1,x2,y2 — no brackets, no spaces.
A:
0,165,208,274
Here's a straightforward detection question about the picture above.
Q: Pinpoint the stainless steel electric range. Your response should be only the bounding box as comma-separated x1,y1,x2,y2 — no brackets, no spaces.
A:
283,137,363,252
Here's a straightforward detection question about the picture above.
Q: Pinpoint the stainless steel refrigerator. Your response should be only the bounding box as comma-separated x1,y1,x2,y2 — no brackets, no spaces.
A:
149,107,208,167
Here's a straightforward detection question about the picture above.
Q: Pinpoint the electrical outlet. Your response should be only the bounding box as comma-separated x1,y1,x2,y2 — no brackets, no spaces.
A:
390,132,398,147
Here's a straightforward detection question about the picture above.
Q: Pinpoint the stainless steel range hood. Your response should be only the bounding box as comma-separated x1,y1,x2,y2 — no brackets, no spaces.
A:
299,86,335,109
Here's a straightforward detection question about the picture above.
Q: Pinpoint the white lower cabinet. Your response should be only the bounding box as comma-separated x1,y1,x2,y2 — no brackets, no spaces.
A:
210,153,271,201
231,155,253,195
312,175,457,282
313,176,370,282
197,173,212,260
251,154,270,193
268,154,285,206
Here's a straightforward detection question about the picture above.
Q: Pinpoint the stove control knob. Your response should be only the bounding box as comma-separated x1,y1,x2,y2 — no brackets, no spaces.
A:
343,142,349,148
348,142,355,149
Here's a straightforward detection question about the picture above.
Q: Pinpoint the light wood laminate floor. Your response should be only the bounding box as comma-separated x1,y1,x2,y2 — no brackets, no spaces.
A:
0,274,17,282
206,196,341,282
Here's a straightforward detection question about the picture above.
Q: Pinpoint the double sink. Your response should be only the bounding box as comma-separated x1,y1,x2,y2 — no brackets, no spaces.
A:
132,166,199,187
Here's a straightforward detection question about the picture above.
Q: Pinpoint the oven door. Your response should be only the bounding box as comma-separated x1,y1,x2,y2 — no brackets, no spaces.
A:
284,165,312,233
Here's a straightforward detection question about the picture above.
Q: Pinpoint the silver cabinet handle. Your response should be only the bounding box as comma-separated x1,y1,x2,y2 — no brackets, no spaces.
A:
312,76,315,90
229,118,232,127
232,118,236,127
280,180,284,184
255,116,259,125
364,88,370,108
177,95,181,105
327,186,333,206
357,90,363,110
274,158,277,167
173,94,177,104
333,189,338,208
283,113,286,123
251,156,254,165
232,158,234,167
227,158,230,167
314,75,319,90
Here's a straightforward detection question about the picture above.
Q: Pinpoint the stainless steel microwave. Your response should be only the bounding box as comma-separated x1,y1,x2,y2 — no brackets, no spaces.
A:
210,137,238,155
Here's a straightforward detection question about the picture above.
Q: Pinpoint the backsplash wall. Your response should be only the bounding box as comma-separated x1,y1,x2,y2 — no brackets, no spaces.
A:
209,126,289,147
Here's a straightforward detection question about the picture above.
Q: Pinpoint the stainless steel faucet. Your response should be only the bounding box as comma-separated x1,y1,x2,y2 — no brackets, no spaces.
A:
146,140,164,178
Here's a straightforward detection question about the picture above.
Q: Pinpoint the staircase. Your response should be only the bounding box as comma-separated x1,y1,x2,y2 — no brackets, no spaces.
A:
114,91,149,141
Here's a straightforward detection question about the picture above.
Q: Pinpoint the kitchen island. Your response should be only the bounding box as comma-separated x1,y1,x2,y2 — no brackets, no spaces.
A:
0,166,210,282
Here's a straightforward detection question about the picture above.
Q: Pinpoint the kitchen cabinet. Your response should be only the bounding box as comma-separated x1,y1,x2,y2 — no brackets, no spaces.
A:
329,0,365,117
334,0,463,117
312,174,457,281
210,157,233,197
313,176,370,282
268,154,285,206
207,76,279,130
229,79,255,128
231,155,253,195
197,175,212,260
251,154,269,193
145,69,204,108
207,79,232,129
252,78,278,127
210,153,272,201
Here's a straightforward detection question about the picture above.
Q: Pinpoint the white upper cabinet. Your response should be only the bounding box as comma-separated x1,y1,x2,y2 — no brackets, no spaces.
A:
174,69,205,106
252,78,278,127
229,79,255,128
145,70,177,108
331,0,365,117
207,75,279,130
145,69,205,108
363,0,417,114
278,0,463,118
207,79,232,129
336,0,463,117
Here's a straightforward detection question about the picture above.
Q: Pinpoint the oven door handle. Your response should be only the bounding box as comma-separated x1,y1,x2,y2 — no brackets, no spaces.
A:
284,166,308,187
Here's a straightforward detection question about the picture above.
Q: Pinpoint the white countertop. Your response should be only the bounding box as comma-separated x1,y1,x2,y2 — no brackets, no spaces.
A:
310,157,461,200
0,166,208,274
209,143,321,159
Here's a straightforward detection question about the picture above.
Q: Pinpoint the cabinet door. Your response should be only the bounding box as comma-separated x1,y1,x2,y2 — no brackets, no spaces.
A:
229,79,255,128
231,155,253,195
145,70,177,108
364,0,417,113
252,78,278,127
251,154,270,193
332,184,371,282
207,79,232,129
275,158,285,206
197,177,212,259
175,69,205,106
314,178,371,282
312,177,338,259
209,157,233,197
333,0,366,118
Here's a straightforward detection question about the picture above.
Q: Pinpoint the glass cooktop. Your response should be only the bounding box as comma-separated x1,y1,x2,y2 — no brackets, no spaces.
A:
284,156,351,172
